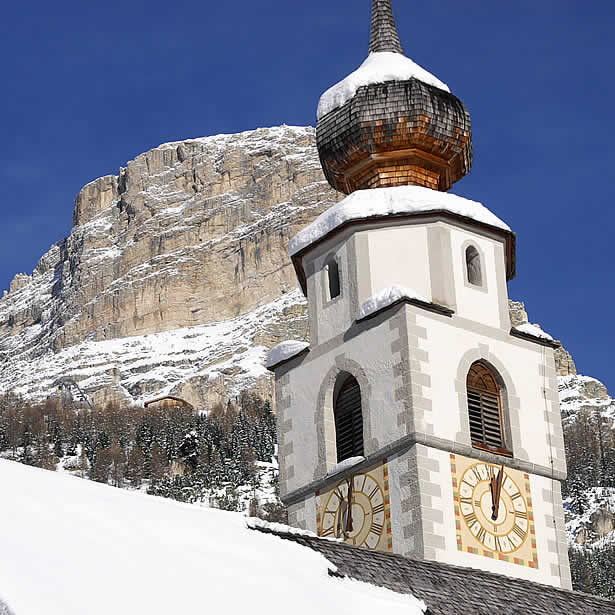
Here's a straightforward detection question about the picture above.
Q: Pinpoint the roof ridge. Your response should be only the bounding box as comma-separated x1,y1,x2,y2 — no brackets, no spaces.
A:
369,0,404,54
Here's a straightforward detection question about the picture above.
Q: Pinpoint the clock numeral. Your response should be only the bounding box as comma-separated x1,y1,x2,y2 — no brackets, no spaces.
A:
370,522,384,536
494,536,503,552
369,486,380,500
515,510,528,520
372,503,385,515
476,527,487,544
513,524,527,541
464,512,478,527
324,508,337,516
321,527,334,537
511,492,522,502
361,476,367,492
471,468,482,483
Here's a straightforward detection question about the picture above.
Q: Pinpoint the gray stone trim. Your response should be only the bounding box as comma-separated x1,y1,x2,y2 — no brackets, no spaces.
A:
321,251,345,308
494,242,512,330
276,373,294,499
538,347,568,477
389,311,414,435
347,235,361,321
282,432,565,506
427,224,457,309
314,356,374,480
398,447,425,558
461,238,488,294
288,500,308,531
305,260,320,347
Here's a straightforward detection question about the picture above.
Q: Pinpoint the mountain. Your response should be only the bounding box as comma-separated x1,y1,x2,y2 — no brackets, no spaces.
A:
0,458,424,615
0,126,336,406
0,126,579,407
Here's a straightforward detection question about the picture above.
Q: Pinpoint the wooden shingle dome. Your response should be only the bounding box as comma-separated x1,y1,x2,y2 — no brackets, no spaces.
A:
316,0,473,194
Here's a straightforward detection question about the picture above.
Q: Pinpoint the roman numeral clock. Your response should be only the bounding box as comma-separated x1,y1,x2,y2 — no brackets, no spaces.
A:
450,455,538,567
316,460,393,552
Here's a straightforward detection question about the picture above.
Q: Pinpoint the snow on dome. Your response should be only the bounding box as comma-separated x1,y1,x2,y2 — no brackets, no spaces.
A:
317,52,450,120
289,186,510,257
357,286,427,321
513,323,555,342
266,340,310,369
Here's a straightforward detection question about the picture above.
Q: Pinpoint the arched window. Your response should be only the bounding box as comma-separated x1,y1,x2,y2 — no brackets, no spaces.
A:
327,258,341,300
466,245,482,286
334,375,364,462
466,362,505,451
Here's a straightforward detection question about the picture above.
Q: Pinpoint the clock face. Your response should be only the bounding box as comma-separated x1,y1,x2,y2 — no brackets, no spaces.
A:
458,462,529,553
316,460,392,552
450,454,539,568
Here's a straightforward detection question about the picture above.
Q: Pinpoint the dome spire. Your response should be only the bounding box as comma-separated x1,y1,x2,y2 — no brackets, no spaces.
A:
369,0,404,55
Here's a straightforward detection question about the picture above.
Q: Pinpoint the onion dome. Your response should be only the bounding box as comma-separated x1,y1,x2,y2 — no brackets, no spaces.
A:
316,0,473,194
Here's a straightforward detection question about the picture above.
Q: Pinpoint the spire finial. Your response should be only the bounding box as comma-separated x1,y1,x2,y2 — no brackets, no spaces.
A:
369,0,404,54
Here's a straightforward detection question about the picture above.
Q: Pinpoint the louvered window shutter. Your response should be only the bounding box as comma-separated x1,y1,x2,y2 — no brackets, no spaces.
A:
334,377,364,462
466,363,504,450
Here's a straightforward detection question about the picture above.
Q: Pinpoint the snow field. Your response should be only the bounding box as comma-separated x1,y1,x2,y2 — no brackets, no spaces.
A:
0,460,425,615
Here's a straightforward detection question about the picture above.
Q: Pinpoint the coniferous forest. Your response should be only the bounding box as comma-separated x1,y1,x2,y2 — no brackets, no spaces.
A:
0,391,285,522
0,390,614,598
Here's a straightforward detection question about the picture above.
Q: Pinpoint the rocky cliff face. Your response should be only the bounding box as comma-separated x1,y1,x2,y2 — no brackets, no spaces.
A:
0,126,336,405
0,126,577,407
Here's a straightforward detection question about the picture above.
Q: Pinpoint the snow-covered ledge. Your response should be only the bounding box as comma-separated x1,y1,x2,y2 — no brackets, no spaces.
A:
357,285,453,322
326,456,366,478
266,341,310,371
289,185,510,258
511,324,560,348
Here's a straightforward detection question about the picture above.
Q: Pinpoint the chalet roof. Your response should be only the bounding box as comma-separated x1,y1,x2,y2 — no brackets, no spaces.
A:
251,525,615,615
370,0,404,54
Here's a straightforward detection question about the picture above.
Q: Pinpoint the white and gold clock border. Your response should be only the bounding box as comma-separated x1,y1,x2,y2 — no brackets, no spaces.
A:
316,458,393,552
450,453,539,569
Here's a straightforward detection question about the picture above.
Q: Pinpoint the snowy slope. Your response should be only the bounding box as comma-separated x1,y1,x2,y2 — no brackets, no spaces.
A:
0,289,307,405
0,460,424,615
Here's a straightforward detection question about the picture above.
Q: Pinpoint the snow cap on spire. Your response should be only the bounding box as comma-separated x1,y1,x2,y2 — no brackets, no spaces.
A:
369,0,404,54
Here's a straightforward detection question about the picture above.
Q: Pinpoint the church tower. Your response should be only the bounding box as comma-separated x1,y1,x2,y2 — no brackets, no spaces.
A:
268,0,571,590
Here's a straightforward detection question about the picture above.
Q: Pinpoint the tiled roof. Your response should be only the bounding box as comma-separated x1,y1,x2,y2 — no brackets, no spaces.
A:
370,0,404,55
252,525,615,615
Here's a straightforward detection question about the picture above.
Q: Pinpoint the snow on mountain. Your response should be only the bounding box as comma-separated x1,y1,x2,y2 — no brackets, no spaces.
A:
0,125,333,406
559,374,615,423
0,289,307,406
0,459,425,615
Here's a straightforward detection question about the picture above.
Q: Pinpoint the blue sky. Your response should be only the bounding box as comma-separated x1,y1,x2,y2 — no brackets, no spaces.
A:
1,1,613,391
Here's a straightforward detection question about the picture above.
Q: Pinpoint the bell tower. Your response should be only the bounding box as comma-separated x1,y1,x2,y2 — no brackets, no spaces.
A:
268,0,572,590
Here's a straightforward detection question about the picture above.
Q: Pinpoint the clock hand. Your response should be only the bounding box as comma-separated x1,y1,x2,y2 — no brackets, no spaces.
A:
491,465,505,521
344,476,354,535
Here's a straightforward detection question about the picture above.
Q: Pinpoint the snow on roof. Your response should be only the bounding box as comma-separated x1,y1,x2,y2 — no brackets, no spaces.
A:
512,323,554,342
289,186,510,257
317,52,450,120
266,340,310,369
357,286,427,321
0,460,425,615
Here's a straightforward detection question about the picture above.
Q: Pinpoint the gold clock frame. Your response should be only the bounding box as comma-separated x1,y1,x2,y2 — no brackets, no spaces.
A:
316,458,393,552
450,453,539,569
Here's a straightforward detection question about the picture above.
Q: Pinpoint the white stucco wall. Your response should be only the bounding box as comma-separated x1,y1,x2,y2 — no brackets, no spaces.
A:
366,226,432,303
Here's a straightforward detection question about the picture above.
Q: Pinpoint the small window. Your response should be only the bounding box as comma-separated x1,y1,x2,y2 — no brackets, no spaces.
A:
466,245,482,286
334,375,364,462
467,362,505,452
327,258,341,300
